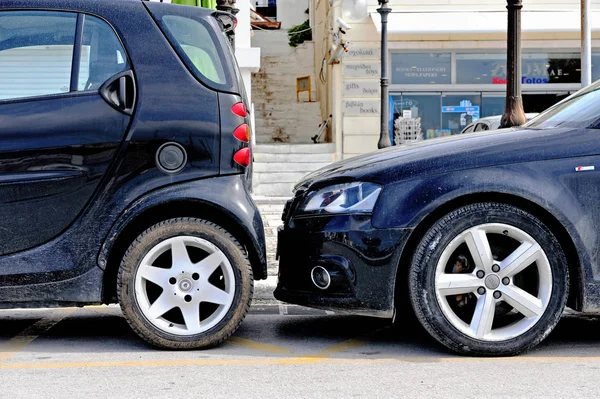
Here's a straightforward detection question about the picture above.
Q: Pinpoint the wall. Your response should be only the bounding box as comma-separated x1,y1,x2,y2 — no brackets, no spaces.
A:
380,0,600,10
277,0,310,29
251,30,322,143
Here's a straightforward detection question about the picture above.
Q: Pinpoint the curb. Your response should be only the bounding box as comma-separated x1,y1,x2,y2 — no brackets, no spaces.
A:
254,276,279,304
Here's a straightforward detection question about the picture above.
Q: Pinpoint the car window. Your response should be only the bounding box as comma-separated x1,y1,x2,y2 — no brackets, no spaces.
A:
160,15,227,85
526,80,600,129
474,123,489,132
462,124,475,133
78,15,129,91
0,11,77,101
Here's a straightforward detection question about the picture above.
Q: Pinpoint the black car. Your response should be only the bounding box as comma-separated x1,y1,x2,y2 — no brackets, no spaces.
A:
276,81,600,356
0,0,266,349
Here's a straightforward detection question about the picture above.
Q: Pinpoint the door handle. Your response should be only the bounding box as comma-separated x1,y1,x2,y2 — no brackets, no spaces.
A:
99,70,137,115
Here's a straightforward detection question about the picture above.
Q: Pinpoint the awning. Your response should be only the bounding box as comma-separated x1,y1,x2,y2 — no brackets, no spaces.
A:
370,10,600,35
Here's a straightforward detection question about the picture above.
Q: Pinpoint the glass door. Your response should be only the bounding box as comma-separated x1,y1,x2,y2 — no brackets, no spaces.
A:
391,92,442,140
441,92,482,135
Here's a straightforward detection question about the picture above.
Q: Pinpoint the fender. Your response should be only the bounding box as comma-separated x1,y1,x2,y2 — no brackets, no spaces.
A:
98,174,267,280
373,159,599,309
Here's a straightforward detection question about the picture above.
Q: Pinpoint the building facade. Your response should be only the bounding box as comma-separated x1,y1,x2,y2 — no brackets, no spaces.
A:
313,0,600,159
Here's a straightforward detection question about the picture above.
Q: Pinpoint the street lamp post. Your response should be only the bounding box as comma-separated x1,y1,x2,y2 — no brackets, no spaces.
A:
217,0,239,48
377,0,392,149
500,0,527,128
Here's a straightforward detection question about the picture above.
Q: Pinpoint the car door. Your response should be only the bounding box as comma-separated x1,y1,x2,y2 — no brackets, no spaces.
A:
0,11,135,255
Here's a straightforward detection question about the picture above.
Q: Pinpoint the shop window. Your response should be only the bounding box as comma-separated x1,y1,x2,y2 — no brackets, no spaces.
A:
442,94,481,135
481,96,505,117
391,53,451,85
392,94,442,140
456,52,581,85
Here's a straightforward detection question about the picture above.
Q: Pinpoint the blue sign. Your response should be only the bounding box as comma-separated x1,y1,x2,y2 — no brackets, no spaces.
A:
442,106,480,113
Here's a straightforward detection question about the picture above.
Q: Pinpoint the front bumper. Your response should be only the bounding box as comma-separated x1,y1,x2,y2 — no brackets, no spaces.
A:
274,212,412,317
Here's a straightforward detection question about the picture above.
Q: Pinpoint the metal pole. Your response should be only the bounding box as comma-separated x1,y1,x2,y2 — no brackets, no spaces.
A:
582,0,592,87
377,0,392,149
500,0,527,128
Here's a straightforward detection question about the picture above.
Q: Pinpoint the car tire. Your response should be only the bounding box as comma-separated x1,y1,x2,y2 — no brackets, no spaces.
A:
118,217,253,349
408,203,568,356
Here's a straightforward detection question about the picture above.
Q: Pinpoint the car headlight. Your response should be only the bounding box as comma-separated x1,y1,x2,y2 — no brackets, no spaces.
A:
297,182,382,215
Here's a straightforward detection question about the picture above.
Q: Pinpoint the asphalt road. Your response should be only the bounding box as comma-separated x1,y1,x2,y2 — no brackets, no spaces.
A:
0,304,598,398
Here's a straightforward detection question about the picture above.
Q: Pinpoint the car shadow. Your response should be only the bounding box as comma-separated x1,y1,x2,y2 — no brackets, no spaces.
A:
0,307,596,357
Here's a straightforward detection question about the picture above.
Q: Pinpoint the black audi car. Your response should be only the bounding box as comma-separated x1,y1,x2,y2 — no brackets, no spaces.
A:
276,81,600,356
0,0,265,349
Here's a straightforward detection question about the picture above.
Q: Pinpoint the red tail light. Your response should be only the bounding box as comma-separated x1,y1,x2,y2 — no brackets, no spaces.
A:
233,123,250,142
231,102,247,118
233,147,251,167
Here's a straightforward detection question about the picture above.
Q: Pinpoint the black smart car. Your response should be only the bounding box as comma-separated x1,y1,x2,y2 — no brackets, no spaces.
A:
276,81,600,356
0,0,266,349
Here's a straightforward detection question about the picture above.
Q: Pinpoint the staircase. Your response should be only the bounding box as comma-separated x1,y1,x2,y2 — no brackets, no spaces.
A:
252,143,336,197
251,30,322,144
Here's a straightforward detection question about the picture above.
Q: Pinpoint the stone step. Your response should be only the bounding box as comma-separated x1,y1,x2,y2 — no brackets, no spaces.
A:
254,171,307,184
253,162,330,173
254,152,335,163
252,182,296,197
254,143,336,154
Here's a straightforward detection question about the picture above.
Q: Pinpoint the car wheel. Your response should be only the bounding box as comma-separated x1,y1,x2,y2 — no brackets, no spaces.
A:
118,218,253,349
408,203,568,356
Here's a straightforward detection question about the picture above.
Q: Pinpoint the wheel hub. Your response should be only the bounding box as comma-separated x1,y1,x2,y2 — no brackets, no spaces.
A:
484,274,500,290
178,277,193,292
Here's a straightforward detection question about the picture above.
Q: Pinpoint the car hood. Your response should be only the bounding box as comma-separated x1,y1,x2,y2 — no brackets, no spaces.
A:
297,126,584,189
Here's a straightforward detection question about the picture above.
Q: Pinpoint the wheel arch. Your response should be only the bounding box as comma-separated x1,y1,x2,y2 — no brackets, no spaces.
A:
101,199,265,303
394,192,583,312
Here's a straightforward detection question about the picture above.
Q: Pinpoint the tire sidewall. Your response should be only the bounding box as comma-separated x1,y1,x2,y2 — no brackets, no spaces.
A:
409,203,568,356
119,218,253,349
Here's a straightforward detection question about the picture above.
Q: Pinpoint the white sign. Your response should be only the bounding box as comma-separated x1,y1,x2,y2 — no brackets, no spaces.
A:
343,62,380,78
402,110,412,118
343,80,380,97
345,46,380,60
343,100,380,116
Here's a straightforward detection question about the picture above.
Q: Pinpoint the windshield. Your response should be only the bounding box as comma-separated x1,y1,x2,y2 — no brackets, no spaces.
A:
526,80,600,129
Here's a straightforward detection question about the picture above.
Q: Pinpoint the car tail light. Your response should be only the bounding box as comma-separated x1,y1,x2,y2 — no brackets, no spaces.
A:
231,102,247,118
233,18,238,29
233,123,250,142
233,147,251,167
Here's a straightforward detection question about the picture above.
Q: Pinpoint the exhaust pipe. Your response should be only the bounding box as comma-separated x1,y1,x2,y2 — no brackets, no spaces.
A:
311,266,331,290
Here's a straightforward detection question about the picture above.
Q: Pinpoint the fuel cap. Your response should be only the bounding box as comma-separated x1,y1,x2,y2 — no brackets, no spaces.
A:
156,142,187,174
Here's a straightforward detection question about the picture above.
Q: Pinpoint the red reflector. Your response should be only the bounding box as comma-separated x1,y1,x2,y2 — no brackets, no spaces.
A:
231,102,247,117
233,147,251,167
233,123,250,142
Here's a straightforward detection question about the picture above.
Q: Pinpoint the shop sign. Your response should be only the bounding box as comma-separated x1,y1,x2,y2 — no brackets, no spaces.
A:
343,99,380,116
343,80,380,97
343,62,380,78
391,53,452,84
345,46,379,60
456,53,581,84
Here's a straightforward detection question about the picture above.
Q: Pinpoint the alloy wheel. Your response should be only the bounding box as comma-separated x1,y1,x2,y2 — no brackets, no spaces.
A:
434,223,552,341
134,236,235,336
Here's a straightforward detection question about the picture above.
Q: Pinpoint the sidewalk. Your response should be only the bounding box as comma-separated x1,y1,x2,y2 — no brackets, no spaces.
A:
253,195,287,304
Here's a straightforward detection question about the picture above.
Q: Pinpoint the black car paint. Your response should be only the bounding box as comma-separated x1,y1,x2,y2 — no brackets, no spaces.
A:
0,0,266,307
276,126,600,314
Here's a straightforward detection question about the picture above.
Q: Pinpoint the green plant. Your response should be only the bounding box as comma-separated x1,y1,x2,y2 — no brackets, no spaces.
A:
288,20,312,47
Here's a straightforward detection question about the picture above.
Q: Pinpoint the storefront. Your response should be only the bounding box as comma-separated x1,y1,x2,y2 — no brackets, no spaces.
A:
317,2,600,158
390,51,599,139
